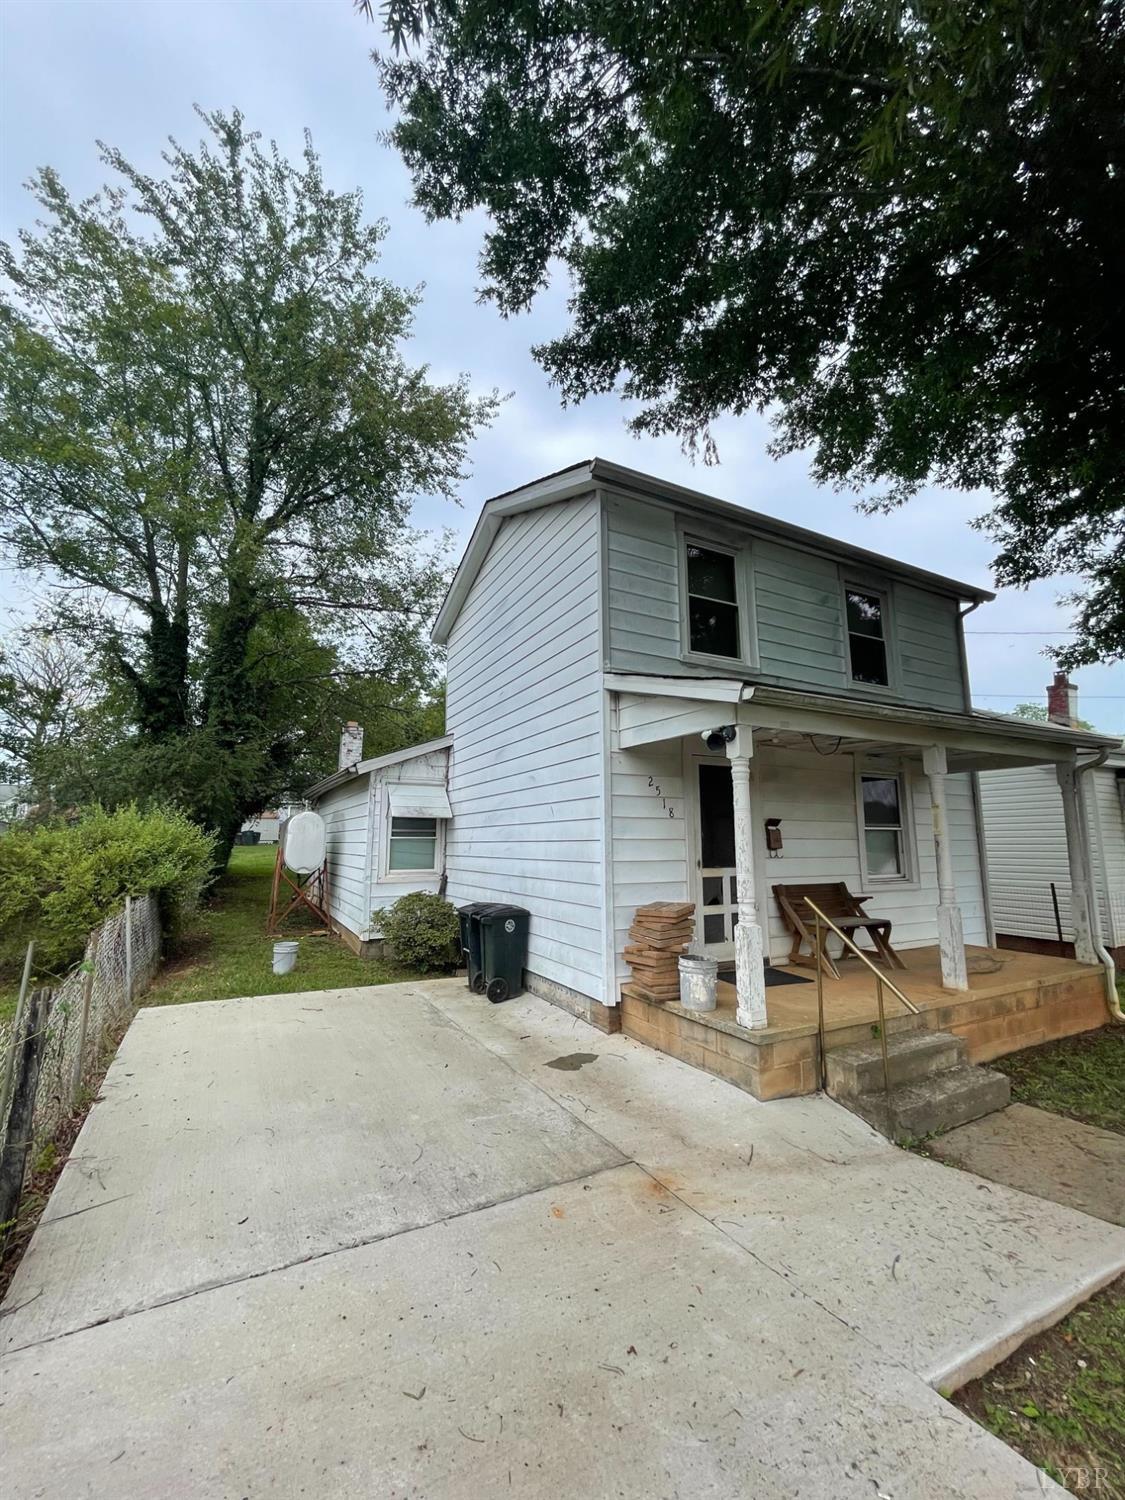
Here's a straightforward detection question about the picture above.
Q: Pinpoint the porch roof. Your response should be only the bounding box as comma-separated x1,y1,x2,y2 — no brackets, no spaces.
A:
606,673,1120,771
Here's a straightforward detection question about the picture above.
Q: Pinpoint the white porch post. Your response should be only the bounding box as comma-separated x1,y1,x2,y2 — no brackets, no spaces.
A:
922,744,969,991
726,728,768,1030
1056,761,1097,963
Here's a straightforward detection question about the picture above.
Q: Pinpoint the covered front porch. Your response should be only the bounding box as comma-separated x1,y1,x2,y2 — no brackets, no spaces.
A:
608,673,1116,1098
620,943,1110,1100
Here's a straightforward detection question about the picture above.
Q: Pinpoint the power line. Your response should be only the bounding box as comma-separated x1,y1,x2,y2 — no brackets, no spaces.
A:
964,629,1078,635
973,692,1125,700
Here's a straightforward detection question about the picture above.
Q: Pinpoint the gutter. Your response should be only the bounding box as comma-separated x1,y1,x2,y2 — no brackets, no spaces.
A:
1075,749,1122,1019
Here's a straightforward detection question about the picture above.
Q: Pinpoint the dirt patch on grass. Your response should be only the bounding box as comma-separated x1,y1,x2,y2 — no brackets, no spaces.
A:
954,1276,1125,1498
990,1026,1124,1135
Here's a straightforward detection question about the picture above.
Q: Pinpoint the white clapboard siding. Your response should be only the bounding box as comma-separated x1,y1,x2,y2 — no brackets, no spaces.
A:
318,776,374,939
610,743,690,991
979,762,1125,946
445,493,608,998
604,489,971,714
758,748,986,958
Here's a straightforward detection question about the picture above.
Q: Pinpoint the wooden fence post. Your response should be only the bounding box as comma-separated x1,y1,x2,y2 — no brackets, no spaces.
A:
0,988,52,1236
0,941,35,1130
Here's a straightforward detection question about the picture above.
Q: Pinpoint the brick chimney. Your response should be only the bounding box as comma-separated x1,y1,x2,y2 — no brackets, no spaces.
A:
1046,671,1079,728
338,721,364,770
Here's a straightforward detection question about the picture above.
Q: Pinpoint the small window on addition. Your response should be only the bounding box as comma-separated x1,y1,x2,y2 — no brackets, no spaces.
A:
388,815,437,871
687,543,741,659
861,775,905,879
846,587,889,685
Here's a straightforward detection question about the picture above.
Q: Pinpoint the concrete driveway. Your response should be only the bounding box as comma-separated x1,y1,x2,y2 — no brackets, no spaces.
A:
3,980,1123,1498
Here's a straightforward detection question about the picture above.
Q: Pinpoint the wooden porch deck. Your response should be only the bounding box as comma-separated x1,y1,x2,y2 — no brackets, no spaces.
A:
620,945,1109,1101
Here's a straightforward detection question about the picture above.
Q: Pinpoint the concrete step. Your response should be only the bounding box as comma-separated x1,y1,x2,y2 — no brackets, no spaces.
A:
842,1065,1011,1144
825,1029,967,1097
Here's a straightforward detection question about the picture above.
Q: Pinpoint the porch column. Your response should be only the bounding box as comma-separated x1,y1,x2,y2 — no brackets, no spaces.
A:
726,728,768,1030
1056,761,1097,963
922,744,969,991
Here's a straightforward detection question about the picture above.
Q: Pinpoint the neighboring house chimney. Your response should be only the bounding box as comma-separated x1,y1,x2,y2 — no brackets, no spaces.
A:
1046,671,1079,727
338,721,364,770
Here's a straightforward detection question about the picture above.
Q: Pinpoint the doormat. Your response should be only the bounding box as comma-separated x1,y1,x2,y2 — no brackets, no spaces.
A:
718,965,812,988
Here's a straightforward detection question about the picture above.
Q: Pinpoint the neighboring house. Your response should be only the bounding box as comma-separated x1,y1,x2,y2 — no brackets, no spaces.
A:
979,679,1125,963
239,812,281,844
310,459,1118,1045
306,737,453,954
0,782,31,832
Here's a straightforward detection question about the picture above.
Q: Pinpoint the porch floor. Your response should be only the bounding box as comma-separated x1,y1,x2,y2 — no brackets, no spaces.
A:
723,944,1105,1041
621,945,1109,1101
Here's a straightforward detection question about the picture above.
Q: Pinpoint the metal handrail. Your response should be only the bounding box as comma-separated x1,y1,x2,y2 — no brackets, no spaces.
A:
804,898,920,1096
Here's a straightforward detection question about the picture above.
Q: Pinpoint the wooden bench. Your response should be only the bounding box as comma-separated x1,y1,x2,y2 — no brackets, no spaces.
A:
772,882,906,981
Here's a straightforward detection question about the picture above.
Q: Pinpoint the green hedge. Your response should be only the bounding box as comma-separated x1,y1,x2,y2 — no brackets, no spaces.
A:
0,805,216,975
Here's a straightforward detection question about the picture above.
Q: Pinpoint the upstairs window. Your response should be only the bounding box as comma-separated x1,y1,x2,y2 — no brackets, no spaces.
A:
388,816,438,871
846,586,890,686
686,542,742,659
861,774,907,879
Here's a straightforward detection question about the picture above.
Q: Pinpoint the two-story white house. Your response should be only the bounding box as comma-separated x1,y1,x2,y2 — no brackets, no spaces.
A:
313,460,1119,1098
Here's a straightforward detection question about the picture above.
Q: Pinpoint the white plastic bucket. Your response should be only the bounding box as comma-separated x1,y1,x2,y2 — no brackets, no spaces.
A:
272,940,299,976
678,953,718,1011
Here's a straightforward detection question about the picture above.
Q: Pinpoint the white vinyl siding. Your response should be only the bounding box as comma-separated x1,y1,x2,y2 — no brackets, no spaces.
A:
609,741,690,995
894,585,967,711
318,776,375,940
444,494,608,1001
979,762,1125,948
757,747,986,959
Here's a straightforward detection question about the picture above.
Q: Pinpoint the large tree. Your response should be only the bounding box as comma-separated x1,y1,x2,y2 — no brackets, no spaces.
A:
0,109,494,850
371,0,1125,666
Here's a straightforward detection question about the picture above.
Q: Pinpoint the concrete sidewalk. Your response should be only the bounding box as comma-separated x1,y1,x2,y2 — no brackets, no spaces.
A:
3,980,1123,1498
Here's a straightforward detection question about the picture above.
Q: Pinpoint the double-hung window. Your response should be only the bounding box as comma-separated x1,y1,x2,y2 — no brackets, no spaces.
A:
860,773,908,880
845,586,890,686
685,541,743,660
388,816,438,872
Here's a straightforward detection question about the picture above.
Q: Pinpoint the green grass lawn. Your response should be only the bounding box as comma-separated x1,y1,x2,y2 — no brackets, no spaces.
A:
989,1022,1125,1135
144,844,417,1006
955,1277,1125,1497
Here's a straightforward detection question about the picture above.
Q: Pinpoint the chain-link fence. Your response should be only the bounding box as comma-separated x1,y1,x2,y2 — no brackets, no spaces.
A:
0,894,161,1171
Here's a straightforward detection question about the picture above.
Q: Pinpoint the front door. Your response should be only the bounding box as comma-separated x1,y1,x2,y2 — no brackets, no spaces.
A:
695,759,738,956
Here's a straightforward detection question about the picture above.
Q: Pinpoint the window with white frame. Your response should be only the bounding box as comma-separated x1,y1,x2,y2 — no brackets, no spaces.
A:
388,815,438,871
845,585,890,686
685,540,743,660
860,773,909,880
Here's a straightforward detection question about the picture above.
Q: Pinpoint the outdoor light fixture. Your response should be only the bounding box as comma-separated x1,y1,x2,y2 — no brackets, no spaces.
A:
701,724,737,752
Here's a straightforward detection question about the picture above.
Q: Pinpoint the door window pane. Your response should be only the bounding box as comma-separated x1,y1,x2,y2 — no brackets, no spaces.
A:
388,815,437,871
698,764,736,868
687,543,741,658
703,913,726,944
701,875,724,906
846,588,889,685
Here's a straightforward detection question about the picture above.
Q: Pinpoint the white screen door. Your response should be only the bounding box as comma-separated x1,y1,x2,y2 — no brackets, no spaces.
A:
696,760,738,956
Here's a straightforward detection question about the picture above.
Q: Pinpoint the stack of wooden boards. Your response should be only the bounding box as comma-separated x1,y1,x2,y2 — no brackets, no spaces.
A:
622,902,696,1004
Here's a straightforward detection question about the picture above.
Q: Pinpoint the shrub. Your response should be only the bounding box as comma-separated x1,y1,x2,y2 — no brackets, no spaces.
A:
375,891,460,973
0,805,216,974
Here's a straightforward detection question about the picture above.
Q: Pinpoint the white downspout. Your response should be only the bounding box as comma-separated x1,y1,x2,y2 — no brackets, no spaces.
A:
1075,750,1122,1020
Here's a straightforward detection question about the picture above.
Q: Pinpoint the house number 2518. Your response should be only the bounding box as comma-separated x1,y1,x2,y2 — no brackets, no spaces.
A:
648,776,677,817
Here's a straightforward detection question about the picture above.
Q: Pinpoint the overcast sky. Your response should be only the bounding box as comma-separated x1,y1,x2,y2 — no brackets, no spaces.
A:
1,0,1121,732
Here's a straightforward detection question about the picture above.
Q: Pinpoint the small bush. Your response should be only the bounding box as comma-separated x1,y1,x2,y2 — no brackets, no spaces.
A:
0,805,216,975
375,891,460,973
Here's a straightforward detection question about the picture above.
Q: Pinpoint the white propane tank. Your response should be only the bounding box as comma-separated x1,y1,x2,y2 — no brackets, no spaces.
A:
283,810,327,875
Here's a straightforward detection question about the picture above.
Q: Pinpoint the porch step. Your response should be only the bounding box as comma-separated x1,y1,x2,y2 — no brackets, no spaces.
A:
826,1028,1010,1143
825,1030,967,1095
839,1065,1011,1145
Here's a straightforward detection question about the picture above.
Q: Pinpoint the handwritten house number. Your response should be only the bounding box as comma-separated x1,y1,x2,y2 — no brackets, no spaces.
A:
648,776,677,817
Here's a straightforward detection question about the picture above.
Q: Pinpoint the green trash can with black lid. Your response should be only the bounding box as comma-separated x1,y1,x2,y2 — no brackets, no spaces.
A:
458,902,500,993
477,905,530,1003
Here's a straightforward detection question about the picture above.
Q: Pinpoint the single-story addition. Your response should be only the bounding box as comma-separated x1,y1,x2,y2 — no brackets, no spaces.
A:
312,459,1122,1099
305,733,452,954
979,674,1125,964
